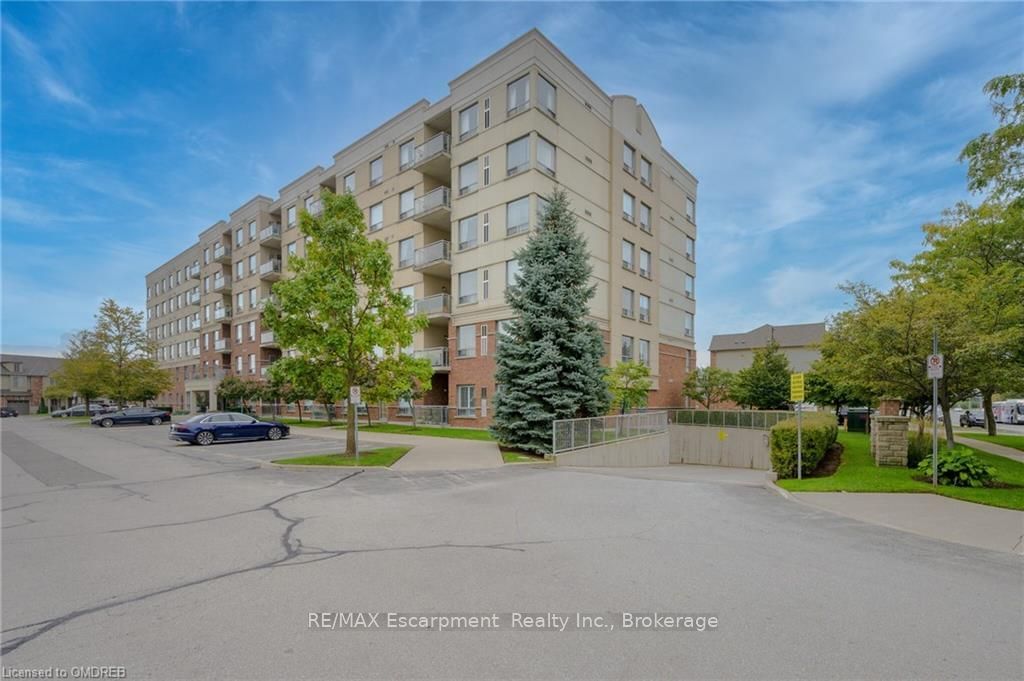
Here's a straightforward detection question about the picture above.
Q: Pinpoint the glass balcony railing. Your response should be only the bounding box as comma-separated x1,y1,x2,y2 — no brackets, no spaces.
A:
413,187,450,219
414,346,449,368
413,240,451,270
414,132,450,166
213,307,232,321
259,259,282,278
413,293,451,317
259,223,281,243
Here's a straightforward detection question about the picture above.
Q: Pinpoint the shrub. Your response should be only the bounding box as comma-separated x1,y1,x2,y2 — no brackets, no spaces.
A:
37,398,48,415
906,433,932,469
770,414,838,478
916,447,996,487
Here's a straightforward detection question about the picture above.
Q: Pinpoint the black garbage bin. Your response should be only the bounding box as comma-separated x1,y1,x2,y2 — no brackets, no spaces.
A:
847,407,872,433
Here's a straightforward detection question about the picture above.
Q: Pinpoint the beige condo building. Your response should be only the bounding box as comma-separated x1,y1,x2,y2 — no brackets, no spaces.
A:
145,29,699,425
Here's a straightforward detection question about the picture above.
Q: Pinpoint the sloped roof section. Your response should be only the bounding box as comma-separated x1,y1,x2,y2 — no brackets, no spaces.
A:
709,323,826,352
0,354,64,376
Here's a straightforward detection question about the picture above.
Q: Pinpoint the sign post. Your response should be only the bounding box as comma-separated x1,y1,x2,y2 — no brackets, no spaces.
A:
927,339,943,487
350,386,362,466
790,373,805,480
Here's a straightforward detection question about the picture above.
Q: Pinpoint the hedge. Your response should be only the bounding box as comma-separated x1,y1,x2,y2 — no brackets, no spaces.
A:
770,414,838,478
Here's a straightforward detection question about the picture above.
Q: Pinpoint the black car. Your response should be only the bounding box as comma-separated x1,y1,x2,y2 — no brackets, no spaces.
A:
0,407,19,417
959,411,985,428
168,412,290,445
92,407,172,428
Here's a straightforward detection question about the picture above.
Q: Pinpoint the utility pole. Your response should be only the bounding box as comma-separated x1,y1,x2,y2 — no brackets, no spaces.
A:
928,330,941,487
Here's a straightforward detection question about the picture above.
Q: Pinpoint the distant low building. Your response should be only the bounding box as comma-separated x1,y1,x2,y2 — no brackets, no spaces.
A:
0,354,66,414
709,322,826,374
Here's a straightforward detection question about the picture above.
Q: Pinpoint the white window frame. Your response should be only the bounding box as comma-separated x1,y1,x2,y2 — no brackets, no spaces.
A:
506,196,530,236
621,287,635,318
623,191,635,222
399,189,415,219
458,215,478,251
398,237,415,268
622,240,635,270
459,159,478,195
459,103,478,141
537,137,556,175
456,326,476,358
369,157,383,186
458,270,478,305
507,74,530,115
506,136,530,176
457,384,475,417
369,202,383,231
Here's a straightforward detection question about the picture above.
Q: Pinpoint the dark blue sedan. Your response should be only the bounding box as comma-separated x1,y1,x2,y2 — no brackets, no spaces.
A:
169,412,290,445
92,407,171,427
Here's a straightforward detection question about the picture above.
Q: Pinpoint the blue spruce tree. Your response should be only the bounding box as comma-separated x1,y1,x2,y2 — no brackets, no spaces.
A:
490,189,610,453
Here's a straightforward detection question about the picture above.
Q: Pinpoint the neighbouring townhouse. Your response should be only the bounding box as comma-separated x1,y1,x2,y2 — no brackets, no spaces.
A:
709,322,826,374
145,29,699,426
0,354,66,414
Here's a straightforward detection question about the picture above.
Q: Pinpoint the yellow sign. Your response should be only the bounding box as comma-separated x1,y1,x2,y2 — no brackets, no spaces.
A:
790,373,805,402
717,429,728,441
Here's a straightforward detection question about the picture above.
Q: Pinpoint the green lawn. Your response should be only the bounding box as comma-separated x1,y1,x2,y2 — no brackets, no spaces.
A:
500,447,547,463
958,433,1024,452
352,423,494,441
273,445,412,467
778,431,1024,510
273,417,336,428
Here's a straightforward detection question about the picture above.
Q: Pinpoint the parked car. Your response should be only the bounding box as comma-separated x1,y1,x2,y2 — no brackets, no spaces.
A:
0,407,19,417
168,412,290,446
959,411,986,428
52,404,115,418
91,407,172,428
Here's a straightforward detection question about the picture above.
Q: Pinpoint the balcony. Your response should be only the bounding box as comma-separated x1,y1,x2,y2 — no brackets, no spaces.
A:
213,306,232,321
414,346,450,372
214,338,230,352
212,277,231,293
187,290,201,305
188,317,202,331
260,330,278,348
189,346,201,357
213,243,231,263
185,263,201,280
257,294,278,310
413,240,451,277
413,293,451,325
259,258,282,281
412,187,451,229
259,223,281,246
413,132,451,180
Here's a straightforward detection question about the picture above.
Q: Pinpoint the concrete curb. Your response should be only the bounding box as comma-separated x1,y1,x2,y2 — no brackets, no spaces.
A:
762,475,793,500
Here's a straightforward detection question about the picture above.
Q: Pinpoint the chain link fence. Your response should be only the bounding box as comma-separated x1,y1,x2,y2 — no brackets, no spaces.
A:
552,411,668,454
666,409,792,430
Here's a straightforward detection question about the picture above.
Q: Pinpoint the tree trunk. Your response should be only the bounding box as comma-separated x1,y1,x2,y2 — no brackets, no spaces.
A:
297,401,303,423
982,389,997,436
345,398,357,456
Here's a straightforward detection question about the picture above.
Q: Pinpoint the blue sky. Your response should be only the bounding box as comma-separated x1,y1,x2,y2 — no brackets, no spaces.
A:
2,2,1022,362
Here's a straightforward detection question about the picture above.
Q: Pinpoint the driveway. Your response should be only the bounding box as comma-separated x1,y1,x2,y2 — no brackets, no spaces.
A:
2,417,1021,680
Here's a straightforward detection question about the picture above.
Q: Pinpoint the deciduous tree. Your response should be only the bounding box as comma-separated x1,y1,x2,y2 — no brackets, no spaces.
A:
605,361,652,414
681,366,734,410
729,340,791,410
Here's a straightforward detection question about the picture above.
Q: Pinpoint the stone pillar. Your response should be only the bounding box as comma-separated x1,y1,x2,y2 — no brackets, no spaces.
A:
871,415,910,467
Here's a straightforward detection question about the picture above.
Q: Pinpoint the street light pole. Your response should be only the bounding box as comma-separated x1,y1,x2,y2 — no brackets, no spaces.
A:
932,330,938,487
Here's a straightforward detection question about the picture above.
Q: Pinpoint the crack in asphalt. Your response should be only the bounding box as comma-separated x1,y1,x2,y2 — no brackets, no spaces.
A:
0,466,260,502
1,502,38,512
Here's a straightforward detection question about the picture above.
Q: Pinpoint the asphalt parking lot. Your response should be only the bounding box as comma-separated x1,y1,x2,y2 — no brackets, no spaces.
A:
2,416,1022,680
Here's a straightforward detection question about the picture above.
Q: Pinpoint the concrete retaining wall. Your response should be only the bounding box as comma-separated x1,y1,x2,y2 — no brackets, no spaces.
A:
668,425,772,470
553,432,669,467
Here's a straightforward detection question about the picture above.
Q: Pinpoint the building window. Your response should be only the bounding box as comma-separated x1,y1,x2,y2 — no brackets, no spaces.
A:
506,136,529,176
344,173,355,193
507,75,529,114
458,270,478,305
686,197,696,222
623,143,635,174
203,248,210,264
621,288,634,318
458,215,478,250
538,75,556,116
480,325,489,356
235,228,243,246
248,254,257,275
249,288,258,307
622,240,635,270
506,197,529,236
287,241,297,257
639,249,652,278
457,384,475,416
482,154,490,186
639,203,652,232
248,220,257,240
369,203,383,231
623,191,635,222
236,355,243,373
482,212,490,243
235,323,243,343
686,236,696,261
456,326,475,358
398,237,415,268
685,274,695,299
235,261,244,280
369,157,383,186
537,195,550,224
287,205,297,227
236,293,245,311
248,354,256,373
459,103,478,140
537,137,555,175
640,158,652,187
684,312,694,337
399,189,415,219
304,195,315,214
621,335,634,362
459,159,478,195
483,97,491,129
639,294,651,323
400,285,415,314
638,339,650,367
399,139,415,170
506,259,521,286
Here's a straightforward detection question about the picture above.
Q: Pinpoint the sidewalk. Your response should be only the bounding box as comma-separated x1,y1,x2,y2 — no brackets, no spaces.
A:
955,434,1024,464
297,426,504,470
558,463,773,487
790,492,1024,555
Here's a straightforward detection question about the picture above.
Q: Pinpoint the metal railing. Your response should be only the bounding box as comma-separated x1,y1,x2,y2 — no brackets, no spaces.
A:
414,346,449,368
414,240,451,269
414,132,450,165
666,409,792,430
259,224,281,242
413,187,450,217
259,259,282,276
260,330,276,345
213,306,232,321
213,338,230,351
414,293,450,316
552,411,668,454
